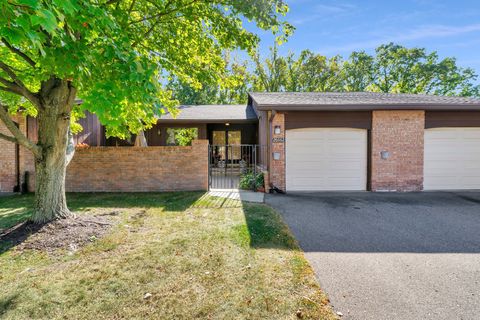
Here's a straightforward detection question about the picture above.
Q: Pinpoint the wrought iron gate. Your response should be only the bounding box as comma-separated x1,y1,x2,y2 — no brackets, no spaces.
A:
208,144,264,189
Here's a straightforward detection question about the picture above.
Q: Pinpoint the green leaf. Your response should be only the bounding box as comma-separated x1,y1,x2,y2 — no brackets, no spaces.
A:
31,9,58,34
16,0,40,9
53,0,78,15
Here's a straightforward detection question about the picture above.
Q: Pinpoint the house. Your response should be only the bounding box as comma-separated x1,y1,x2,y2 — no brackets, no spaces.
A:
2,92,480,193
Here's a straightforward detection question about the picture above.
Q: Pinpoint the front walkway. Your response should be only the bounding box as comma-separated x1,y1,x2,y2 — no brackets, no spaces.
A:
208,189,264,203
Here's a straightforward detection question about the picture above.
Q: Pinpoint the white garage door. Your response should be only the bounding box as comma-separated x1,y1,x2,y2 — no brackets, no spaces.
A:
286,128,367,191
424,128,480,190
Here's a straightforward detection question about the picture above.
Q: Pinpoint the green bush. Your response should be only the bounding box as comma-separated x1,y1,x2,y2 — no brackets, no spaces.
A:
239,170,264,190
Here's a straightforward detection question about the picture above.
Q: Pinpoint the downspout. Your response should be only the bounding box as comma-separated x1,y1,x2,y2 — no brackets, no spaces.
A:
267,110,277,192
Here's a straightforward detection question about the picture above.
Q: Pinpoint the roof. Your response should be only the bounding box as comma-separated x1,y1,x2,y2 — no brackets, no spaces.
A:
248,92,480,111
157,104,258,123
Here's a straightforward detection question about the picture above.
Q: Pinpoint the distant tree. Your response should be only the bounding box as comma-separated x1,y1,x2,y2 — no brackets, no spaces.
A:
355,43,479,96
0,0,291,223
252,45,287,92
167,53,252,105
252,42,479,96
342,51,376,92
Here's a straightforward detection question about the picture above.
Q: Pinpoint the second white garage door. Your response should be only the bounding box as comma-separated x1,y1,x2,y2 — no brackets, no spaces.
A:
424,128,480,190
286,128,367,191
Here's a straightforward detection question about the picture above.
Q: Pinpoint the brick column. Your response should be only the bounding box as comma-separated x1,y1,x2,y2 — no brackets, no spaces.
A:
270,112,286,191
191,139,209,190
371,110,424,192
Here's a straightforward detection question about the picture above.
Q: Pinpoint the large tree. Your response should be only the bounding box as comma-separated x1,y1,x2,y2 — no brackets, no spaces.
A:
0,0,291,223
346,43,480,96
252,42,479,96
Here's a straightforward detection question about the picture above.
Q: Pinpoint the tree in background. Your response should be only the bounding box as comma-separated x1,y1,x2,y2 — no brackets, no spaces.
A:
366,43,479,95
251,42,479,96
0,0,291,223
342,51,376,92
167,53,253,105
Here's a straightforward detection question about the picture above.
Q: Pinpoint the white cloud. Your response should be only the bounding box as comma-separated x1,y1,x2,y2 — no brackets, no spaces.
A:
317,23,480,54
290,1,357,25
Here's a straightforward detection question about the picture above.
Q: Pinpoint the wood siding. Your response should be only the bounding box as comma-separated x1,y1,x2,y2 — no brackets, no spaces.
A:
285,111,372,130
425,111,480,128
27,111,105,146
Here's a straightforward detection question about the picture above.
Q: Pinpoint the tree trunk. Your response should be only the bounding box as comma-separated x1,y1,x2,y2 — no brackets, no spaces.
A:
31,78,76,224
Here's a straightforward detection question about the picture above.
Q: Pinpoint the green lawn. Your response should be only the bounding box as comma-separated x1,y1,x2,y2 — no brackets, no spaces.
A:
0,193,335,319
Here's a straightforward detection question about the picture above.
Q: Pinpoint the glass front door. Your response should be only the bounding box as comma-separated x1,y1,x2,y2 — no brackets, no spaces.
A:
212,130,241,160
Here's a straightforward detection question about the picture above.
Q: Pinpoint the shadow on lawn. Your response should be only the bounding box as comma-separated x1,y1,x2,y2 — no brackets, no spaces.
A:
242,203,299,250
190,192,298,250
0,293,18,318
0,192,205,255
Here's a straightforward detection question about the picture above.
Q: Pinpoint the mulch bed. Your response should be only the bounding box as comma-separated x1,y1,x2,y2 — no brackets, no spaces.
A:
0,214,117,253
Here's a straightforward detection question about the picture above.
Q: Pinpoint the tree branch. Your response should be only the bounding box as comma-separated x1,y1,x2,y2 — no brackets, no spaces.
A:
1,38,36,68
128,0,196,25
0,70,40,108
0,104,41,157
0,131,17,143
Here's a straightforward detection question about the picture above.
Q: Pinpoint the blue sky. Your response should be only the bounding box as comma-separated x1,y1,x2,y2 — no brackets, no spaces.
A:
253,0,480,75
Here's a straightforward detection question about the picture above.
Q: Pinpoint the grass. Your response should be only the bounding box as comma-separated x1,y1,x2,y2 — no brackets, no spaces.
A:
0,192,335,320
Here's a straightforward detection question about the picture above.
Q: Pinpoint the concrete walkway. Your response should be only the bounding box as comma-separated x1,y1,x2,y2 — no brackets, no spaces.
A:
208,189,264,203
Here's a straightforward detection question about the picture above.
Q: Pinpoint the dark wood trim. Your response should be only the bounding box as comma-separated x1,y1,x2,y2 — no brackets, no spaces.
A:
156,119,257,124
425,111,480,128
285,111,372,130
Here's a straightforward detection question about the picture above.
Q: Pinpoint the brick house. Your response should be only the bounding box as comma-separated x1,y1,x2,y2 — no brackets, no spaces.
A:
2,92,480,193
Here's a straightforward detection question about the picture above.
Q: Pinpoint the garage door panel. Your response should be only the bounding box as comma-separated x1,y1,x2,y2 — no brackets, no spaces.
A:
286,128,367,191
424,128,480,190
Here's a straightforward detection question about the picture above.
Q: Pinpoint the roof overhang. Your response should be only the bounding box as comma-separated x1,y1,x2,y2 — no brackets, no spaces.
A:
253,103,480,112
156,119,257,124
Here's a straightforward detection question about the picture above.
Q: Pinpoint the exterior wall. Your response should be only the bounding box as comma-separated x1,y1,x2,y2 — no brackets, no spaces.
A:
371,110,425,191
65,140,208,192
270,112,286,191
285,111,372,130
20,116,36,192
0,118,17,192
257,110,269,169
425,111,480,128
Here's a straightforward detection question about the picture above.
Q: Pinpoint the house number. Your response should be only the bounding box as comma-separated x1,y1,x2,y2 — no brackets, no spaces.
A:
272,137,285,143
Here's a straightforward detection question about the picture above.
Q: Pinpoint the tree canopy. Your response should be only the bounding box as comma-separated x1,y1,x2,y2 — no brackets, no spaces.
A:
170,43,479,103
0,0,291,137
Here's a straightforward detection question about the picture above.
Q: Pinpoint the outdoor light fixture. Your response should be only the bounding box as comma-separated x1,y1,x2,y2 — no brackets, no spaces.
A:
380,150,390,160
274,125,281,134
225,123,230,126
273,152,281,160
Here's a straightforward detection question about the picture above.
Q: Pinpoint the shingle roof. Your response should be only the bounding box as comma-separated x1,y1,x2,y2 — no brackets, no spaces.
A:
249,92,480,111
157,104,257,122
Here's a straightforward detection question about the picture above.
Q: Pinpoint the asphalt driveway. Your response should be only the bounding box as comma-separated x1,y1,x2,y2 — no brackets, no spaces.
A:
266,192,480,320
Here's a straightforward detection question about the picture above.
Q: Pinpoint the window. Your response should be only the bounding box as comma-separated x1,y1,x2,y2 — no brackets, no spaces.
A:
166,128,198,146
212,130,241,159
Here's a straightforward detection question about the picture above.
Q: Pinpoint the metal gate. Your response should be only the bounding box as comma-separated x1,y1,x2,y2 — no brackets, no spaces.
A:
209,144,264,189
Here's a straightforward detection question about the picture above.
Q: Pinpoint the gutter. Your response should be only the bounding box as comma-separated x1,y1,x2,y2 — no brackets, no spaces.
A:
254,103,480,112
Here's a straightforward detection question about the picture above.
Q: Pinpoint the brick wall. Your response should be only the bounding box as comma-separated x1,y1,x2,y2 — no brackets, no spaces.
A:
0,118,17,192
270,112,286,191
65,140,208,192
371,110,425,191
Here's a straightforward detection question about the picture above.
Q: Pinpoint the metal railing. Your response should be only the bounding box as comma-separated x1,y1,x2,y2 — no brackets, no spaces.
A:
208,144,267,189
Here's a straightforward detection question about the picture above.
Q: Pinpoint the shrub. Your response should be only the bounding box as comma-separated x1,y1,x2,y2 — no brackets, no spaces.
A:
239,170,264,190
